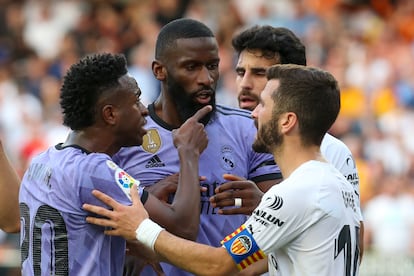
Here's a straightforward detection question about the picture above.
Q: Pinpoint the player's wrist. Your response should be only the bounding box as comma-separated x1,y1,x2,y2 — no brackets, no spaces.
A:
135,218,164,251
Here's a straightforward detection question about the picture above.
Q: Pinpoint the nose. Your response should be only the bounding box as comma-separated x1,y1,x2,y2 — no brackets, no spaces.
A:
197,66,214,86
239,72,253,91
251,104,260,120
139,102,149,116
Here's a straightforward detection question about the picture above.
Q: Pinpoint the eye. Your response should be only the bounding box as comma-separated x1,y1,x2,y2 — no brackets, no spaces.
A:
207,63,219,70
255,71,266,76
235,69,245,77
186,64,196,71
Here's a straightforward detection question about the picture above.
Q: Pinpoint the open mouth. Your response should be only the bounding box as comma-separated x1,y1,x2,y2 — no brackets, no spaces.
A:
195,91,213,105
238,95,258,110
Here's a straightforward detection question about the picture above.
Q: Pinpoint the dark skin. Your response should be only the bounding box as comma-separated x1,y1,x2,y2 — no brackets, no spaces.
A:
127,37,279,275
75,74,212,276
65,74,211,241
147,36,280,207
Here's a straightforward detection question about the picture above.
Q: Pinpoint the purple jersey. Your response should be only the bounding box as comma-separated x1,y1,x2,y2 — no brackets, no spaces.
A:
19,144,140,276
113,104,281,275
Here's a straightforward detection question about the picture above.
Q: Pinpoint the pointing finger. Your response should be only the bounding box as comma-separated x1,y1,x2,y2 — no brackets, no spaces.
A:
191,105,212,122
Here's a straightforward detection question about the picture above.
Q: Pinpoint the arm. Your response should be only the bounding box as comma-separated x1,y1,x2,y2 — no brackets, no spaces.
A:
0,140,21,233
154,229,237,276
131,105,212,240
84,183,238,276
236,257,268,276
144,173,179,203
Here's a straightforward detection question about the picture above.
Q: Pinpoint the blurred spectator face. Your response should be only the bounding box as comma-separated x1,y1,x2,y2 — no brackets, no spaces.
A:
236,49,278,111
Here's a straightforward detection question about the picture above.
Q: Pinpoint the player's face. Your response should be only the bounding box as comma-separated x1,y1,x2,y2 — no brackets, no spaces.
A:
236,49,279,111
116,75,148,146
165,37,219,125
252,79,283,153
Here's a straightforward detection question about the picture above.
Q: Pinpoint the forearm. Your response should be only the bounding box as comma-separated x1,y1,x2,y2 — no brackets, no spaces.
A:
0,142,20,232
154,229,237,276
167,148,201,239
145,149,201,239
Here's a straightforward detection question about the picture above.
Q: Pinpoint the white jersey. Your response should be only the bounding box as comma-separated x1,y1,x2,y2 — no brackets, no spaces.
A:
243,161,360,276
321,133,363,221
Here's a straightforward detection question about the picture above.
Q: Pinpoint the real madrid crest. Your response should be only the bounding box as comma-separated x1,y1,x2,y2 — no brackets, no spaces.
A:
220,145,236,171
142,128,161,153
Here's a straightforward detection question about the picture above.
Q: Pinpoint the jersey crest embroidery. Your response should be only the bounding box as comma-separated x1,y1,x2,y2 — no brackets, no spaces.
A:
142,128,161,153
221,224,265,270
220,145,236,171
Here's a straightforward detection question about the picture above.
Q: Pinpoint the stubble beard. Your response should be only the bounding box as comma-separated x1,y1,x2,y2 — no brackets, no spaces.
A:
252,117,282,153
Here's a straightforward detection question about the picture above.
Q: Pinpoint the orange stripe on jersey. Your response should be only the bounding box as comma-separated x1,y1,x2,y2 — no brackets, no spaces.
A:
221,225,246,243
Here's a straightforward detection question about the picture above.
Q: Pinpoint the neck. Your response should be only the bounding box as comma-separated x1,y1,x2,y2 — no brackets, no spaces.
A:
62,130,117,156
153,94,184,128
273,141,325,179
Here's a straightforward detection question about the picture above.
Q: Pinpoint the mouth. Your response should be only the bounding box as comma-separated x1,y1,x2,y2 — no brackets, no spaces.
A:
238,95,258,111
194,90,213,105
139,118,147,133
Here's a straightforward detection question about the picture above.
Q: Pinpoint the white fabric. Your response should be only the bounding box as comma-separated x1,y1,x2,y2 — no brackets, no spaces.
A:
246,161,361,276
136,219,164,251
321,133,363,221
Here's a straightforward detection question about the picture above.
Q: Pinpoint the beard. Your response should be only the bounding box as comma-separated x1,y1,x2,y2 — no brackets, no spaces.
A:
252,115,283,153
167,75,216,125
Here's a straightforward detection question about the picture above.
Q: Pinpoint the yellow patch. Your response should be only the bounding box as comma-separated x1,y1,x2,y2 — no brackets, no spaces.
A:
142,128,161,153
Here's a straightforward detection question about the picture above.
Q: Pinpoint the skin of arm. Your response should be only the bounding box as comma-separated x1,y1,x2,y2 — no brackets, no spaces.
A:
0,140,21,233
236,257,268,276
84,183,239,276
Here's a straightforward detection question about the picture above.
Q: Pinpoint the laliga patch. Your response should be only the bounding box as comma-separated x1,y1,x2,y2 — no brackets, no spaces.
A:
221,224,265,270
114,168,140,200
142,129,161,153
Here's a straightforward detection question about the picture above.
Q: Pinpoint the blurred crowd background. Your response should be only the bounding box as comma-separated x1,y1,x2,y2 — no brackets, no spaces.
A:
0,0,413,275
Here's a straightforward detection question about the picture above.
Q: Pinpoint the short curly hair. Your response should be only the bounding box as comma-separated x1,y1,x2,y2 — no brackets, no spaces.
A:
155,18,214,61
60,53,128,130
232,25,306,66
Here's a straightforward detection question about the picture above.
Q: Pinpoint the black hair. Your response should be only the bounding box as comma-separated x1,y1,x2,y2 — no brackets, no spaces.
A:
267,64,339,146
232,25,306,65
60,53,127,130
155,18,214,60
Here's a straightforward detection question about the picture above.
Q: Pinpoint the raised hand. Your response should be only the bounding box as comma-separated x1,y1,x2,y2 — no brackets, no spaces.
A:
209,174,264,215
172,105,211,155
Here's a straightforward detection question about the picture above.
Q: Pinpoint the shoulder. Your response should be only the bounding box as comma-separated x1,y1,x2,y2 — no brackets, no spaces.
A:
321,133,351,154
321,133,354,167
215,104,252,119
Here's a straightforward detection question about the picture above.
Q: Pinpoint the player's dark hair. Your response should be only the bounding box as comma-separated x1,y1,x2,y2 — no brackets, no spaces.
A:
60,53,127,130
267,64,339,146
232,25,306,65
155,18,214,60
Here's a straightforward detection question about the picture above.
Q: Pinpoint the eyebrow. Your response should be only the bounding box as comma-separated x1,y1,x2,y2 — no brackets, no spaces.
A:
235,66,267,73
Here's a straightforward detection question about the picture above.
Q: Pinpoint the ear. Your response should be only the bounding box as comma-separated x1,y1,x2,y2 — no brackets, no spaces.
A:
152,60,166,81
280,112,297,134
101,104,117,126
